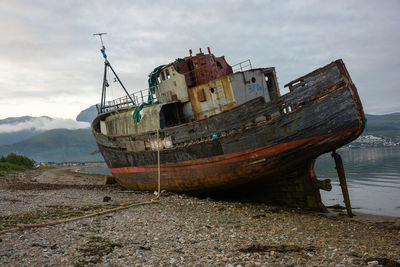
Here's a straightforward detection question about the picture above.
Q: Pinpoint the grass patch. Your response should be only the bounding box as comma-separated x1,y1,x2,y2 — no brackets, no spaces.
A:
0,162,28,172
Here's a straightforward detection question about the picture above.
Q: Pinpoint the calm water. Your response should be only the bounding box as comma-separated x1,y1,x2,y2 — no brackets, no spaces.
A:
80,147,400,217
78,166,111,175
315,147,400,217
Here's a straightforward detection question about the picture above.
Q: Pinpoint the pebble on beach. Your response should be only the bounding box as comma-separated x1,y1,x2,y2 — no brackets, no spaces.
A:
0,166,399,266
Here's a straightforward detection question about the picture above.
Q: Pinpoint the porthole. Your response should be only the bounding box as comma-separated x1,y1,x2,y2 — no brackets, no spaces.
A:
251,77,256,83
210,87,215,93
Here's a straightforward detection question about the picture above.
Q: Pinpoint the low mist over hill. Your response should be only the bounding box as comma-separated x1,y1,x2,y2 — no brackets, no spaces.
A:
0,128,102,162
0,115,97,162
0,116,90,146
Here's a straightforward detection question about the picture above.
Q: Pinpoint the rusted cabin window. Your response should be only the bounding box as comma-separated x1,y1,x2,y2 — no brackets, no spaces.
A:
197,88,206,102
161,71,165,81
166,69,171,79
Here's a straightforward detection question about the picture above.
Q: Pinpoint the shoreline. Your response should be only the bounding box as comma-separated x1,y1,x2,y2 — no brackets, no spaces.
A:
75,164,400,220
1,167,399,266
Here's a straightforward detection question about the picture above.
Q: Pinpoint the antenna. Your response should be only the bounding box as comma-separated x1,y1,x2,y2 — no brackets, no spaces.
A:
93,33,107,47
93,33,108,59
92,33,135,113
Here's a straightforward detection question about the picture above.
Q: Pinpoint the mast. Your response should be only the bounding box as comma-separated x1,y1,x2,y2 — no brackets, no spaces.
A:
93,33,135,113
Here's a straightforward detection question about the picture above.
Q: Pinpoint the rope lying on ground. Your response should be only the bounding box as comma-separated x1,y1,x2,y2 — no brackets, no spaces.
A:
0,129,163,236
0,199,159,235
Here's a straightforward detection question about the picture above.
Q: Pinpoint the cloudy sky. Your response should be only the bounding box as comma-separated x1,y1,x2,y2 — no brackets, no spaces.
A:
0,0,399,120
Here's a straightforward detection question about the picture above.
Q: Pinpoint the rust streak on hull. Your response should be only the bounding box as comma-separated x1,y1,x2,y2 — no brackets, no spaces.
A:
92,52,365,211
111,127,358,174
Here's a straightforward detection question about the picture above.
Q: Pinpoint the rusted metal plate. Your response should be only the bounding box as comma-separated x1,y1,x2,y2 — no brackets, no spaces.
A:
188,75,236,119
196,88,206,102
175,50,233,88
108,127,358,211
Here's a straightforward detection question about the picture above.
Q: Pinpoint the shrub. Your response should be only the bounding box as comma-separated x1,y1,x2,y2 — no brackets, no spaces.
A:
5,153,34,169
0,153,35,174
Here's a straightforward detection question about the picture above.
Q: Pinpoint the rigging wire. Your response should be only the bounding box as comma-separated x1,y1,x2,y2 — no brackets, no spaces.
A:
107,67,115,105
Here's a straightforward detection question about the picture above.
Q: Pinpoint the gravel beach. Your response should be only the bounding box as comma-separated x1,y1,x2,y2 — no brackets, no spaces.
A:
1,166,399,266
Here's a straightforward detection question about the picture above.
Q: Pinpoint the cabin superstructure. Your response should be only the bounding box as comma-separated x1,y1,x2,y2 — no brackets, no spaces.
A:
155,48,280,122
97,48,281,136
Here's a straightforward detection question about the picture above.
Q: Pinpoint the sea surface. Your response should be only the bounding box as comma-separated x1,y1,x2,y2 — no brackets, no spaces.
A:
78,166,111,175
316,147,400,217
79,147,400,217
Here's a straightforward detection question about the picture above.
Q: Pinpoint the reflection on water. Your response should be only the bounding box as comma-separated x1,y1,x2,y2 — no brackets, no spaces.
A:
315,147,400,217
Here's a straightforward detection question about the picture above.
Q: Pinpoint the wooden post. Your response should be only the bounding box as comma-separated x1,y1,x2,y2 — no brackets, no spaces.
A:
331,151,353,217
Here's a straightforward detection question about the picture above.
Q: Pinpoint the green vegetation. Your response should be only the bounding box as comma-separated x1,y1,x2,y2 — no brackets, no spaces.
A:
0,153,35,176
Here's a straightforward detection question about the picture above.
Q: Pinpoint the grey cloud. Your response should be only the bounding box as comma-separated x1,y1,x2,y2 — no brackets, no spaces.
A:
0,117,89,133
0,0,399,119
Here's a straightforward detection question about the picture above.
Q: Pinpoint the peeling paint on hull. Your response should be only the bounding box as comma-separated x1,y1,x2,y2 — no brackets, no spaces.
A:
110,127,358,187
92,59,365,210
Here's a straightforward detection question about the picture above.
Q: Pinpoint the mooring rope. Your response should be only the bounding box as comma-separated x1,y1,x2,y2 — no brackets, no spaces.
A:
0,199,158,235
155,127,161,199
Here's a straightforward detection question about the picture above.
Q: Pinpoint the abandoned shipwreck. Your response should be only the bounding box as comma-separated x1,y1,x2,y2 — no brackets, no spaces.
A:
91,44,365,211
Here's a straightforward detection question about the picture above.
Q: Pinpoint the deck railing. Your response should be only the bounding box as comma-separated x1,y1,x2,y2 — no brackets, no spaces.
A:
96,87,156,114
97,59,253,114
232,59,252,72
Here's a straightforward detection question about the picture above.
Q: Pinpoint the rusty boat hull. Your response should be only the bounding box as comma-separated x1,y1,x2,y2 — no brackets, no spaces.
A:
92,59,365,211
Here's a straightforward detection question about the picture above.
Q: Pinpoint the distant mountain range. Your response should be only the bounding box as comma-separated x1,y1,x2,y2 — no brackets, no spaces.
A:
0,128,102,162
364,113,400,141
0,115,97,162
0,116,90,146
76,105,98,123
0,116,47,146
0,110,399,162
